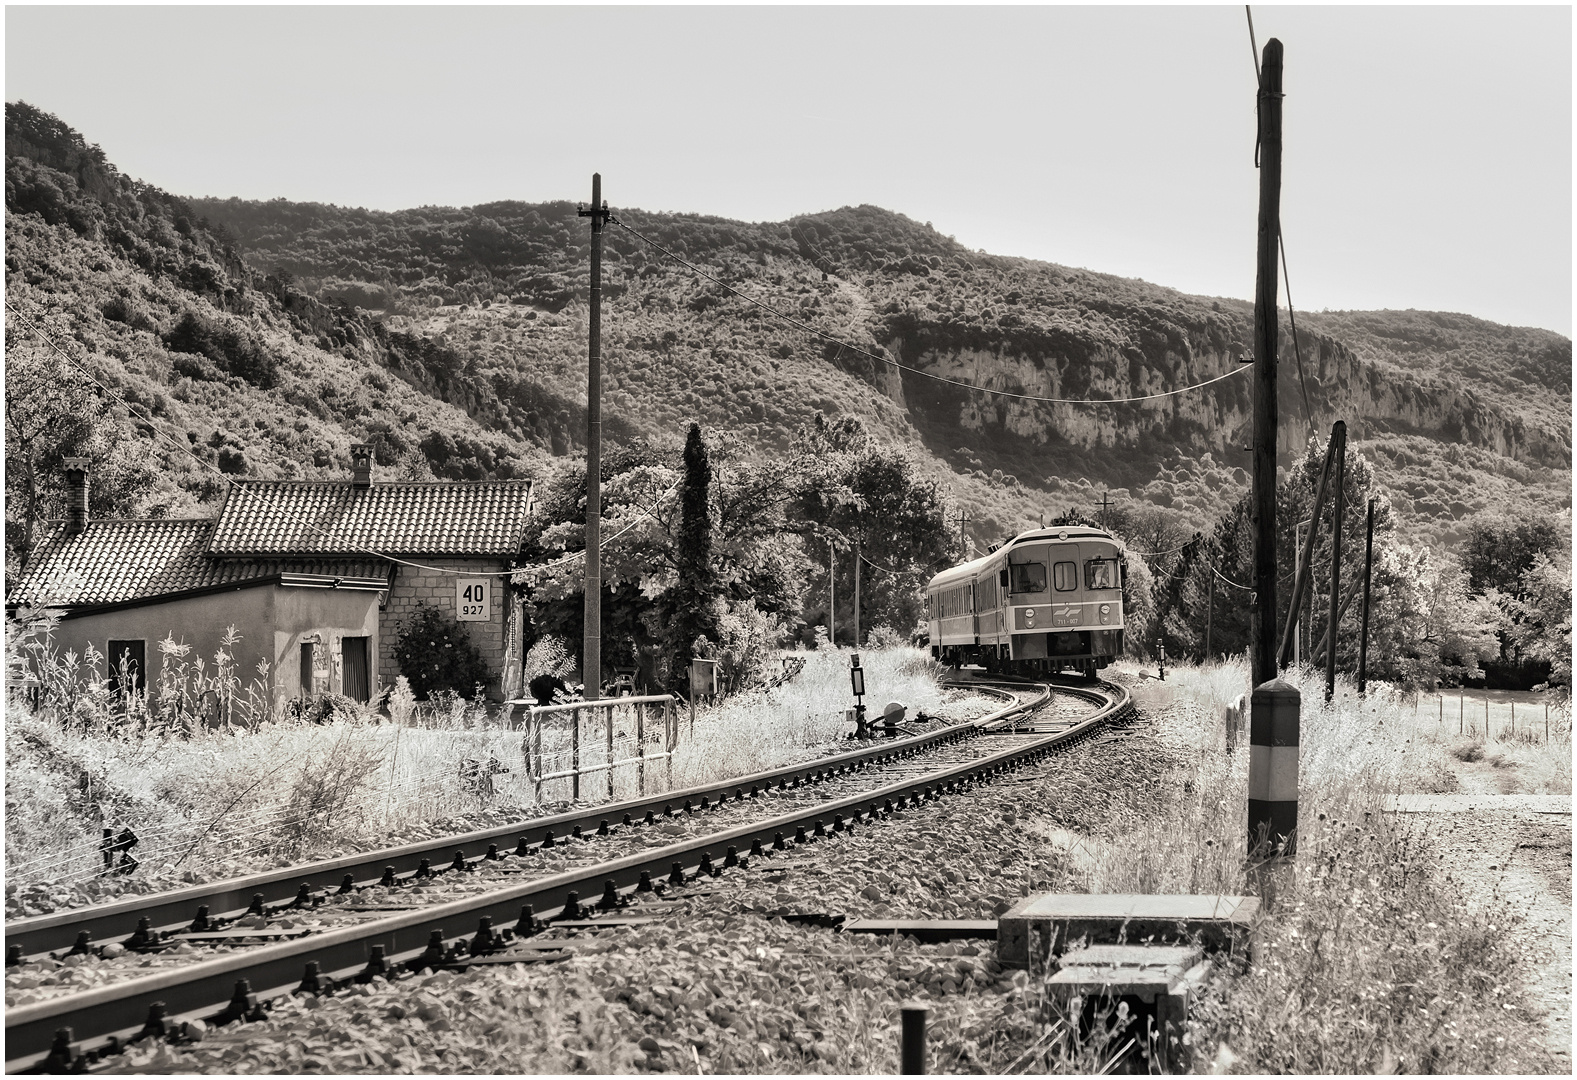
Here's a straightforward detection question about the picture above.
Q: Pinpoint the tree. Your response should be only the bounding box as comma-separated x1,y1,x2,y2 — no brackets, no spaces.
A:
5,348,100,578
792,414,956,643
4,346,161,588
669,423,720,674
1462,512,1563,595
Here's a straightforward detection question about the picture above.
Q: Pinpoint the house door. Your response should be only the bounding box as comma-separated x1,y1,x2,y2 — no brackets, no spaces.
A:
342,637,370,703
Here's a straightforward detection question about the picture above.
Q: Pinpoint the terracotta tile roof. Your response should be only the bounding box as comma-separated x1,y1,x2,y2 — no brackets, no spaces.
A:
8,520,392,609
207,481,535,557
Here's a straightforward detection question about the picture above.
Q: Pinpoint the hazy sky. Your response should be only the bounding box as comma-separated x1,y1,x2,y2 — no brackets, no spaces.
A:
6,5,1571,336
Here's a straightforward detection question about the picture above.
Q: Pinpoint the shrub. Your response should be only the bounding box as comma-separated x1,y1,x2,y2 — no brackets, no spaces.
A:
392,604,491,701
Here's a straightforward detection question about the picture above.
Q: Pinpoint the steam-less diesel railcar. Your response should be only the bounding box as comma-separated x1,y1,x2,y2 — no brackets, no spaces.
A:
925,526,1125,677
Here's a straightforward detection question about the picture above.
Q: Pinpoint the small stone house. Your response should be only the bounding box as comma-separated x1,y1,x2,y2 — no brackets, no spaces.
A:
8,447,534,708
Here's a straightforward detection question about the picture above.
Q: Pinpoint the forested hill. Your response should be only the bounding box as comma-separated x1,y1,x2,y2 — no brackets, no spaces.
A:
5,101,1570,580
186,191,1573,544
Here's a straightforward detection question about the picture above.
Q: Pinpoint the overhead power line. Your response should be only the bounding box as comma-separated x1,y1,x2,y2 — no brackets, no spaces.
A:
610,218,1252,407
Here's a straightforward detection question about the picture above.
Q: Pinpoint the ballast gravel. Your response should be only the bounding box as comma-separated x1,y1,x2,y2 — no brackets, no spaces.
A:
114,692,1163,1074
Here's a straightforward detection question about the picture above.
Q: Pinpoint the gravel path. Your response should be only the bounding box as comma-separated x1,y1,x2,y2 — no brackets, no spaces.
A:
1395,791,1572,1067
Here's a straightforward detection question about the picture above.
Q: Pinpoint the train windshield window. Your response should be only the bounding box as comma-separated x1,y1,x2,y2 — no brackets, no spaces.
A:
1009,563,1046,593
1053,562,1078,591
1086,558,1119,590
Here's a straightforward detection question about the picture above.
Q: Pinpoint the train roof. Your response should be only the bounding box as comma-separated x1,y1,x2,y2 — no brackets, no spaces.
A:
925,526,1125,590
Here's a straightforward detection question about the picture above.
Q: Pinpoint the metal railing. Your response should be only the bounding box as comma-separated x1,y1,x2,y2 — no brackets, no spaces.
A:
510,694,679,803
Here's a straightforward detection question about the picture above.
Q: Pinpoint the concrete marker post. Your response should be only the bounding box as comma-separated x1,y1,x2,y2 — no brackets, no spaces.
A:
900,1002,929,1074
1248,679,1299,857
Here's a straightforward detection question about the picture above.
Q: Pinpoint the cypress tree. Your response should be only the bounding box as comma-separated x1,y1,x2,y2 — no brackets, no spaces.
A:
672,423,717,677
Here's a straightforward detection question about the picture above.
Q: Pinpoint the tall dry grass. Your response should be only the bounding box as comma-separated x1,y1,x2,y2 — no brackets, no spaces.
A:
6,646,956,906
1041,658,1565,1073
667,647,950,788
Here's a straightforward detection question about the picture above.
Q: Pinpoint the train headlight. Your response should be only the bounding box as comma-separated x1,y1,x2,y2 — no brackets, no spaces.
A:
1100,605,1110,615
1025,609,1035,617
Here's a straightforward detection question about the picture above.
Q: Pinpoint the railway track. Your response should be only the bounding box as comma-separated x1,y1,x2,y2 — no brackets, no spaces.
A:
5,678,1132,1072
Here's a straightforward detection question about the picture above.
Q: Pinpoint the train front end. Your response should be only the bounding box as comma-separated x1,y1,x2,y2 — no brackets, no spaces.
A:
1001,528,1125,677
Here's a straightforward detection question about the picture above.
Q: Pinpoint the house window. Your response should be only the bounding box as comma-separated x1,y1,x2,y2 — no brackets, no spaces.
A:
107,640,146,696
300,642,314,696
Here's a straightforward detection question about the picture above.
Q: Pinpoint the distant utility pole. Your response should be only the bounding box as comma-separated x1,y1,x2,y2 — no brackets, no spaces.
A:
579,175,610,700
1250,39,1284,688
829,539,836,648
1325,421,1346,703
957,512,971,556
1357,497,1375,695
1096,490,1113,530
854,537,862,648
1205,566,1215,661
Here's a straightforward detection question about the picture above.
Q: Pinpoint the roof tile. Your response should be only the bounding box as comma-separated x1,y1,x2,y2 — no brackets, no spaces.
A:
8,520,391,608
207,480,534,557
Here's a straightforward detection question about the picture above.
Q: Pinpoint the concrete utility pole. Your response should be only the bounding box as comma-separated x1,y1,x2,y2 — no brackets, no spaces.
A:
1250,38,1284,688
1358,497,1375,695
579,175,610,700
1325,421,1345,703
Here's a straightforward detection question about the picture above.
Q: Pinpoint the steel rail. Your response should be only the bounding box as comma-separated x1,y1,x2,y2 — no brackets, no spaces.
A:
7,682,1125,1071
5,689,1027,961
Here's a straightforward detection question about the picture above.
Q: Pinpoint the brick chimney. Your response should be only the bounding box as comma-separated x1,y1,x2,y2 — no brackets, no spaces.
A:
62,457,90,536
350,444,373,489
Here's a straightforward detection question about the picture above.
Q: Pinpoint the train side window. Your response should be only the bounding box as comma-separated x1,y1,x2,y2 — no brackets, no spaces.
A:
1010,563,1046,593
1086,558,1119,590
1053,561,1078,591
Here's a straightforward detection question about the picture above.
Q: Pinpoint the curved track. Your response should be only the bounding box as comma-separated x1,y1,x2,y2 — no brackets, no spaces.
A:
5,679,1130,1071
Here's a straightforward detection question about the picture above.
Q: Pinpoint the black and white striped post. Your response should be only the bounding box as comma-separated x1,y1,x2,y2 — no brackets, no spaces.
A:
1248,678,1299,856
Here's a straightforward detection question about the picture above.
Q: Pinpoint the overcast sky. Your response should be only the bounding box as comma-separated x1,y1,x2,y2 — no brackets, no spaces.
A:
6,5,1571,336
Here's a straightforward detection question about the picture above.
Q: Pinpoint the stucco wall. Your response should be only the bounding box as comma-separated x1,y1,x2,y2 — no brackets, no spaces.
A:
379,559,519,699
46,584,381,712
269,586,383,703
47,587,275,707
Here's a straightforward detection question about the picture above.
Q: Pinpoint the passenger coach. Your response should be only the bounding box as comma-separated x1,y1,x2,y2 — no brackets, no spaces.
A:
925,526,1125,678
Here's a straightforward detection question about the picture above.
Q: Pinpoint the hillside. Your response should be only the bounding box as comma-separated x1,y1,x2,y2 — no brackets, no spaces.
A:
6,102,1569,591
185,195,1571,550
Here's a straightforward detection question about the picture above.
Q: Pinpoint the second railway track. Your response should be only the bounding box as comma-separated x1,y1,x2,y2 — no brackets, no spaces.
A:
5,678,1132,1071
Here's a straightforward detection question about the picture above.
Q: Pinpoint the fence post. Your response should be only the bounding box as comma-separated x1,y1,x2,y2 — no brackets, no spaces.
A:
571,706,581,802
1248,678,1299,857
530,706,543,804
665,697,674,790
606,703,616,801
636,701,647,795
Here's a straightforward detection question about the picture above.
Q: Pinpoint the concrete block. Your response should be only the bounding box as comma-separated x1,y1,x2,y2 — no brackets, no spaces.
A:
997,893,1257,970
1045,943,1213,1073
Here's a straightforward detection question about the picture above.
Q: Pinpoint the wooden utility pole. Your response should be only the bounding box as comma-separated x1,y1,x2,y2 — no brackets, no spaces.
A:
957,511,971,555
1324,420,1346,702
1357,497,1375,694
1250,39,1284,688
579,175,610,700
1279,432,1337,668
829,539,836,648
